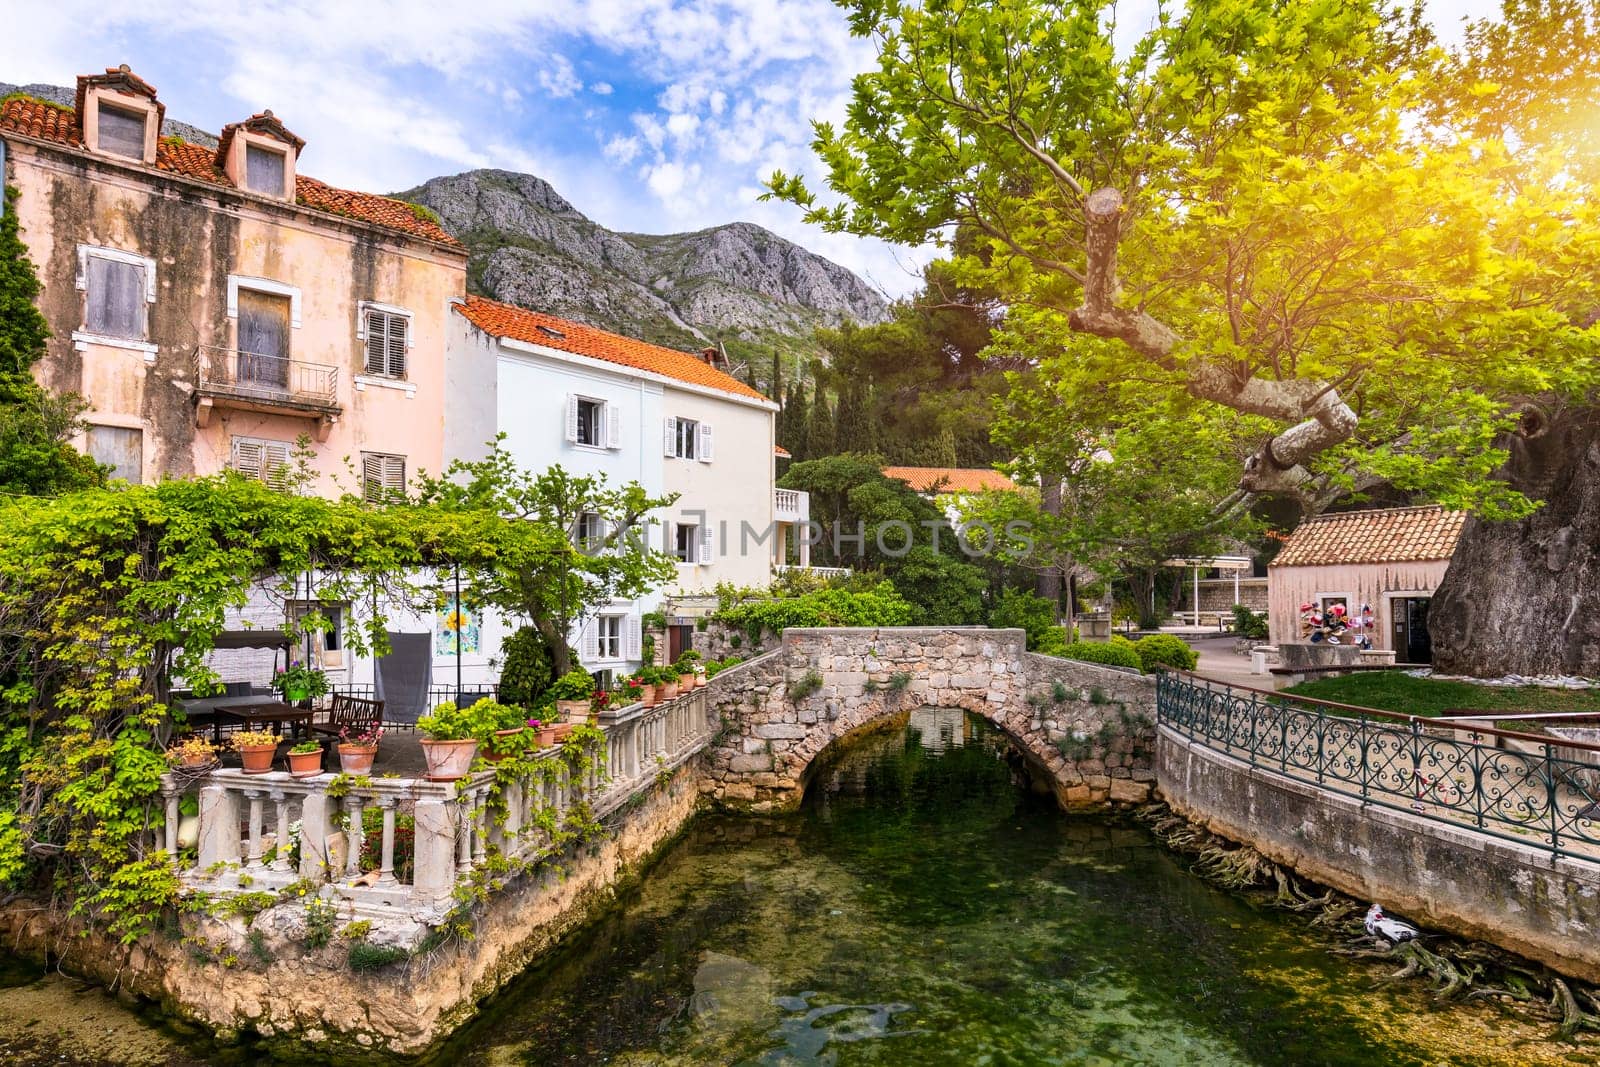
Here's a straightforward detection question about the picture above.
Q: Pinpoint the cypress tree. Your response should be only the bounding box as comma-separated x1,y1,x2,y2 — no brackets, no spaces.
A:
804,385,835,460
784,383,809,461
0,186,50,383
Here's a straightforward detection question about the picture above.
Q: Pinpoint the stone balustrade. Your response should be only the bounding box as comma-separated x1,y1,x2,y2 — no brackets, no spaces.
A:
165,687,715,920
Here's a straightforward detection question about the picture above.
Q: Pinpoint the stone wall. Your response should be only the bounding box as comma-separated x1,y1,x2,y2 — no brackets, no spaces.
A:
0,759,706,1059
1159,728,1600,984
701,627,1157,812
692,618,775,662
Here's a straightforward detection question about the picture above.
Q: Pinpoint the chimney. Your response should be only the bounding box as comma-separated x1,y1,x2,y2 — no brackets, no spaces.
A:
701,346,721,367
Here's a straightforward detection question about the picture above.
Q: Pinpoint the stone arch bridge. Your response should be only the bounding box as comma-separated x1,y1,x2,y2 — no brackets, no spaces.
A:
701,627,1158,812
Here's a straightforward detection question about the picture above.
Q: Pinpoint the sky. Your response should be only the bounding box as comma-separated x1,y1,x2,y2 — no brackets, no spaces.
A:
2,0,1504,300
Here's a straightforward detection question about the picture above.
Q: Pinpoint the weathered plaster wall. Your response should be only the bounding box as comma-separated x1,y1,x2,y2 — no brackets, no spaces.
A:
1158,727,1600,983
5,138,465,492
0,758,706,1060
701,627,1157,812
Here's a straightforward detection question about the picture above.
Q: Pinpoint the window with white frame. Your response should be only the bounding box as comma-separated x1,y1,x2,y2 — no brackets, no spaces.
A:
244,143,288,197
361,305,409,378
79,247,154,341
669,416,698,459
567,395,619,449
96,101,147,159
673,522,712,565
231,436,293,489
575,511,607,553
596,614,623,660
85,425,142,483
361,452,406,502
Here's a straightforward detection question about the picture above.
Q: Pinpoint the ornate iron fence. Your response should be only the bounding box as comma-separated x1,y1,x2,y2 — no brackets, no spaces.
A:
1156,671,1600,860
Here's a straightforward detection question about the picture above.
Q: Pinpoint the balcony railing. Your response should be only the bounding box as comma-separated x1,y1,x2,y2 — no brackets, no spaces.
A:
196,345,340,410
774,488,809,523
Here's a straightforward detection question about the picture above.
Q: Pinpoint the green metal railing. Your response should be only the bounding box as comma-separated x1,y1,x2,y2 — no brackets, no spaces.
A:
1156,671,1600,861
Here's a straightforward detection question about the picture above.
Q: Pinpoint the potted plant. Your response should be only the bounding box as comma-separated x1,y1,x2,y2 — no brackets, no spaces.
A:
590,689,615,719
526,715,558,749
287,740,324,778
476,700,528,763
550,669,596,722
676,651,702,691
658,665,681,701
272,662,329,704
634,669,661,708
168,735,218,770
337,724,382,773
233,730,281,774
619,676,644,706
417,702,480,780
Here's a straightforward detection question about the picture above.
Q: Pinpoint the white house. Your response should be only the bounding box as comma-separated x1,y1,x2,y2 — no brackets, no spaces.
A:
442,296,788,680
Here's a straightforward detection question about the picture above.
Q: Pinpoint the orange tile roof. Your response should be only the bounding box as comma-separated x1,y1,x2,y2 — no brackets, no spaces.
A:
457,296,774,404
1272,505,1465,567
0,92,456,247
883,466,1017,493
774,445,791,458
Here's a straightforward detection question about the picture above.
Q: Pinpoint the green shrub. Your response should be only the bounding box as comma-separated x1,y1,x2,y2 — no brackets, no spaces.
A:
1231,604,1269,640
988,588,1061,651
1133,634,1198,673
496,626,553,706
347,940,409,972
715,580,914,639
1060,636,1143,671
788,670,824,700
548,668,597,701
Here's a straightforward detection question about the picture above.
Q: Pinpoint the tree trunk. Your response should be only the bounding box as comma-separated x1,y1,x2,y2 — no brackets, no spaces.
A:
1130,567,1162,631
1431,403,1600,678
1036,478,1063,618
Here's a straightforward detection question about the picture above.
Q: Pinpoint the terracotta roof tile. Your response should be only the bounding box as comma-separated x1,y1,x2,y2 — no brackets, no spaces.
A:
1272,505,1465,567
774,445,791,458
457,296,773,404
0,94,457,247
882,466,1017,493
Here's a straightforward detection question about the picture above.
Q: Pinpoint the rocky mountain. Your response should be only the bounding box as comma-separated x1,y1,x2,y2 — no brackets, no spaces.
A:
394,170,889,361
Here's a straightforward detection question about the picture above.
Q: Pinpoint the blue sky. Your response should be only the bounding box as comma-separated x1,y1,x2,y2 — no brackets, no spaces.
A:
2,0,1500,299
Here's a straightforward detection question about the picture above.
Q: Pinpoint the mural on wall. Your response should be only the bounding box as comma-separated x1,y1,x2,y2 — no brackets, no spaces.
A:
435,597,480,657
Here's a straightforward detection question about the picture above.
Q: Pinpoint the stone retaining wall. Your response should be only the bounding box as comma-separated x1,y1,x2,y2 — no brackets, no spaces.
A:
1158,727,1600,983
702,627,1158,812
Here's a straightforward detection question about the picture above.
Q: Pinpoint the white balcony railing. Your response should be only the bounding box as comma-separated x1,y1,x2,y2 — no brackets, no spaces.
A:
774,488,808,523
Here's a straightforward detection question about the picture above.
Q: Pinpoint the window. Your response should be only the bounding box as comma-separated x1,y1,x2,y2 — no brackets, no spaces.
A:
668,417,698,459
231,436,293,489
362,307,409,378
85,426,142,483
674,522,697,563
596,615,623,660
361,452,406,502
84,255,148,340
289,602,345,667
237,289,292,387
245,144,287,196
96,101,146,158
577,399,602,446
575,512,606,553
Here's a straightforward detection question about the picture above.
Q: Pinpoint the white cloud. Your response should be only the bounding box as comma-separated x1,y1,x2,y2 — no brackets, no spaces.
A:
590,81,613,95
603,134,641,164
536,54,584,99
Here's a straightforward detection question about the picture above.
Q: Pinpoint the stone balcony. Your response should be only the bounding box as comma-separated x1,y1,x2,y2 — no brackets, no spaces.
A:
194,345,342,441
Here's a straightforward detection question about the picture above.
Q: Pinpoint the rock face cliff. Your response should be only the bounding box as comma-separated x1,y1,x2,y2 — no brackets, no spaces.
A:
395,170,889,355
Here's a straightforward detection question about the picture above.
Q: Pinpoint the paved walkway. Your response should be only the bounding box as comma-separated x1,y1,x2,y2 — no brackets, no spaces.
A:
1186,633,1282,690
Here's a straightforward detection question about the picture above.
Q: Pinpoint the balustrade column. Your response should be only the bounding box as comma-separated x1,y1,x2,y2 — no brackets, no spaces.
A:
243,790,266,871
270,789,292,873
344,795,365,879
163,788,181,863
472,789,489,868
456,795,474,873
376,797,398,886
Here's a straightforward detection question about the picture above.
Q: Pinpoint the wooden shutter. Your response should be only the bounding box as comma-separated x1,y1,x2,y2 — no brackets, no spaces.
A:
96,102,146,158
244,144,286,196
664,417,678,456
85,426,143,483
263,441,293,490
698,525,713,565
86,256,144,339
364,309,408,378
580,618,599,661
565,395,579,443
625,615,642,660
698,422,714,463
361,453,405,502
238,290,291,387
606,402,621,449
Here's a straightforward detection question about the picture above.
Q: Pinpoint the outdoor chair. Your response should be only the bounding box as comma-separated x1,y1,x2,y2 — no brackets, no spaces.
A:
311,694,385,743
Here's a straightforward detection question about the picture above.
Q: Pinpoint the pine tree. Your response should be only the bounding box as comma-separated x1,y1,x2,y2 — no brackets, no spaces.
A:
834,382,876,455
804,385,835,460
785,383,810,461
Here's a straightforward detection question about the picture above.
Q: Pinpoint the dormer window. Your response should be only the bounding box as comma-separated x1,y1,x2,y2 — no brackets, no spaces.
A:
245,144,287,196
96,101,147,159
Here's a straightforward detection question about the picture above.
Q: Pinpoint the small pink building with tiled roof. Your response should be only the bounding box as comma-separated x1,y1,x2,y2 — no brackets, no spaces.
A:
1,64,465,494
1268,505,1466,664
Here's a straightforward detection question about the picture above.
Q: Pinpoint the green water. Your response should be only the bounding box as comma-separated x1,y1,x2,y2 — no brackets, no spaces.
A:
0,711,1575,1064
435,711,1564,1066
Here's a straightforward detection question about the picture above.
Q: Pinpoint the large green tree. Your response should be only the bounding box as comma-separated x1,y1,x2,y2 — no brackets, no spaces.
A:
770,0,1600,675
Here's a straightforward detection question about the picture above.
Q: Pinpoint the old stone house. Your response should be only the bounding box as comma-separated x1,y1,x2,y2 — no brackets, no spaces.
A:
1268,505,1466,664
0,64,468,496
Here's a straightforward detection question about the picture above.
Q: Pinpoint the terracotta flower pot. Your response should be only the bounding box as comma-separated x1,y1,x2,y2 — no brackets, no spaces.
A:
337,743,377,774
533,724,558,748
641,683,660,708
659,680,680,700
179,752,214,769
484,727,526,764
420,738,479,780
552,722,576,744
287,748,324,778
678,673,695,692
239,743,277,775
556,698,590,723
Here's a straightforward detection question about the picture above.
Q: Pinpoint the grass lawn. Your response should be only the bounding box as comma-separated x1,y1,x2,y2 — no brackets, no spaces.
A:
1284,671,1600,719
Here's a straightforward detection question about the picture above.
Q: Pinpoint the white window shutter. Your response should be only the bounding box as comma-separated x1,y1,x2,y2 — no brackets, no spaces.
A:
263,441,293,491
606,402,621,449
383,454,405,494
698,525,713,565
698,422,714,463
625,615,642,660
231,438,263,478
362,453,383,501
664,416,677,457
580,618,599,661
565,395,579,443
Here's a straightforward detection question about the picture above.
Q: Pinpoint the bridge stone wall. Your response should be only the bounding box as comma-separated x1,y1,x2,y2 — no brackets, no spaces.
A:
701,627,1157,812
